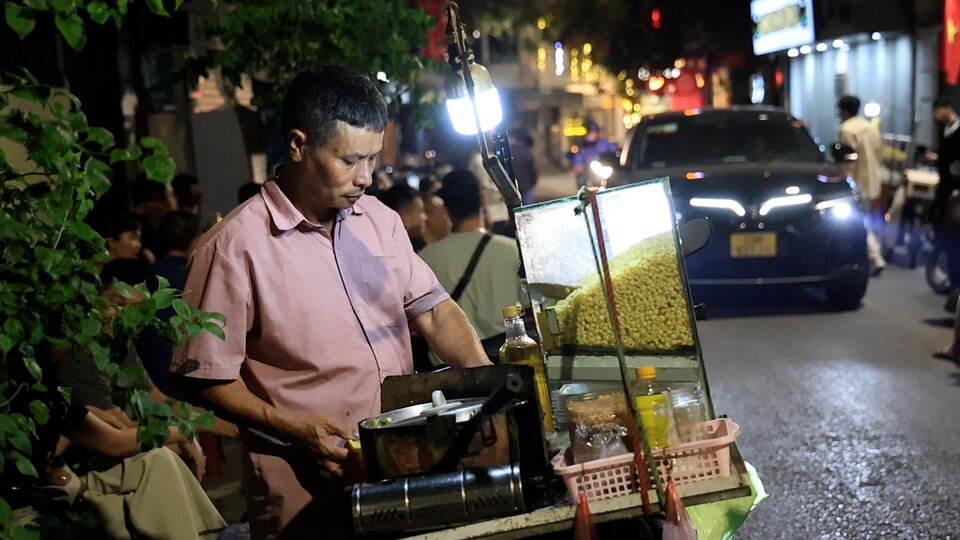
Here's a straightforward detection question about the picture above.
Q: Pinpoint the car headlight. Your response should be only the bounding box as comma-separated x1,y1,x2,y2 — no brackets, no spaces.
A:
814,197,855,219
589,160,613,180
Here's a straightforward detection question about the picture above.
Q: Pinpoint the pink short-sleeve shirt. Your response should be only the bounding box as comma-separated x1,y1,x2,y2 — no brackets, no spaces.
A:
171,181,449,433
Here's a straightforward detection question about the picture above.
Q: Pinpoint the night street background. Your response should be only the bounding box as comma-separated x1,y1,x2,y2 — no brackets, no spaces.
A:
700,265,960,538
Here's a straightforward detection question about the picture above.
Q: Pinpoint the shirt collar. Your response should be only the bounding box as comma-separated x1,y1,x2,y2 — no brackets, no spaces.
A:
261,180,364,233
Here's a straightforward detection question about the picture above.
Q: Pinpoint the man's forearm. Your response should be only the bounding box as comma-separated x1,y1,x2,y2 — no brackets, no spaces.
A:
198,379,301,440
414,299,491,368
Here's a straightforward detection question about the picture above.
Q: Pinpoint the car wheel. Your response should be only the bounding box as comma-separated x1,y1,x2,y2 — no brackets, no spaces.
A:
825,266,869,310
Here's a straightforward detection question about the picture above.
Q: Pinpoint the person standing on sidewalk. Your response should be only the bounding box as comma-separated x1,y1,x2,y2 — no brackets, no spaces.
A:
837,95,886,275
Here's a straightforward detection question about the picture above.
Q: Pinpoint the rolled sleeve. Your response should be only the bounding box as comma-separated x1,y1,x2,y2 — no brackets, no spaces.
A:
392,216,450,319
171,245,250,380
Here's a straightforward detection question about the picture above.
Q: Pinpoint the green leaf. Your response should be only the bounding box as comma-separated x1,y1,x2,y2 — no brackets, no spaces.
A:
47,0,74,13
153,288,175,309
202,321,225,341
109,147,141,163
13,453,38,478
5,4,37,40
86,126,115,149
0,497,10,526
3,318,22,341
22,0,49,11
113,279,133,298
55,13,87,51
120,306,141,327
178,401,195,419
0,334,14,353
29,400,49,426
12,525,42,540
144,0,170,16
89,342,110,371
8,429,32,454
139,136,166,149
142,154,175,183
205,311,227,324
194,410,216,430
86,0,110,24
81,317,102,337
10,85,52,104
185,322,202,338
67,111,88,132
59,385,72,404
22,355,42,382
172,299,191,319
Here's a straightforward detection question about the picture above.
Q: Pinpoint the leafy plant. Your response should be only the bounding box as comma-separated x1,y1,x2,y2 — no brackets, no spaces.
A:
183,0,439,112
1,2,226,538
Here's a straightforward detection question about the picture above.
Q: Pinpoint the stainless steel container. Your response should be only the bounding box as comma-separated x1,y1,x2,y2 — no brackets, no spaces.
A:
351,464,524,534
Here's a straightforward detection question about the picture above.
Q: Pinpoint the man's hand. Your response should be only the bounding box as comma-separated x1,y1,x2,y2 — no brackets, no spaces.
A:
286,414,355,471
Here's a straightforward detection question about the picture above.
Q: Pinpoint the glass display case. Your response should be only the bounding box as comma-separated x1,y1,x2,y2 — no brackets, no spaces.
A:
514,178,714,418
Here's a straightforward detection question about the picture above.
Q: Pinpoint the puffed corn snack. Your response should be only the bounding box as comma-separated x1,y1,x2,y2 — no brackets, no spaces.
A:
554,231,693,350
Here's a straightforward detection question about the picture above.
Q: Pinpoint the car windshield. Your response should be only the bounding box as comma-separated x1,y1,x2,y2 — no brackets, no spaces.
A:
632,112,824,168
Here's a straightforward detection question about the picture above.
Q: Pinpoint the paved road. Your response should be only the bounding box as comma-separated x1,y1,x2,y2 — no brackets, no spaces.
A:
694,267,960,538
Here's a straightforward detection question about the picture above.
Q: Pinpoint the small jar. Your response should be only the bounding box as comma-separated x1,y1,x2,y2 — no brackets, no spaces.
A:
565,392,629,463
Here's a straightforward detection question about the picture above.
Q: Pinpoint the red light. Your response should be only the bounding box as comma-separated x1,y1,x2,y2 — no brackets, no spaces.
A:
652,8,661,28
774,70,784,87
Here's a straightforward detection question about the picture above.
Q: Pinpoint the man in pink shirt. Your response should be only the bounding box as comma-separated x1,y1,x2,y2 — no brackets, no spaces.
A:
171,66,490,539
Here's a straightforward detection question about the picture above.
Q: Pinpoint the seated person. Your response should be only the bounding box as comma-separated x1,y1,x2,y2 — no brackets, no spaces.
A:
100,213,155,265
418,170,525,357
3,362,226,539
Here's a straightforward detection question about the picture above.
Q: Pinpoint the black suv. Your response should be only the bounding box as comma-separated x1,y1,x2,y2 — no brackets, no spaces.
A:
608,106,869,309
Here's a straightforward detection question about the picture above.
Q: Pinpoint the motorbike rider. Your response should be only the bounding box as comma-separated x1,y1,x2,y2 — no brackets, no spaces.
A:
571,121,617,188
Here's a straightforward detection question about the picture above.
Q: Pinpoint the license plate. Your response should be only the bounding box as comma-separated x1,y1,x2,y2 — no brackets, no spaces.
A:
730,232,777,257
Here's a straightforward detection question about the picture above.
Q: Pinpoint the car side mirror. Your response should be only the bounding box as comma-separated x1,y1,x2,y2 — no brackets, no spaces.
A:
830,142,858,163
678,217,712,257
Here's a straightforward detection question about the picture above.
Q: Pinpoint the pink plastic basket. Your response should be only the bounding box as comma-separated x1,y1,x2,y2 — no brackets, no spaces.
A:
552,418,740,501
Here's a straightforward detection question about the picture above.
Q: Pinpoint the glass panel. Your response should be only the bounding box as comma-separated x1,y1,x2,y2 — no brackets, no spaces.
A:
516,178,694,355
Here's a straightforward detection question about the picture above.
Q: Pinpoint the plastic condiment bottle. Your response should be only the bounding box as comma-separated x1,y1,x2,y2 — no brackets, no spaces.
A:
634,366,669,449
499,305,554,432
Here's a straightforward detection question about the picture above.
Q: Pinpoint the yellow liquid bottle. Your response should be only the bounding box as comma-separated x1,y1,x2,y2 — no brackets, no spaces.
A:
634,366,669,449
499,305,555,432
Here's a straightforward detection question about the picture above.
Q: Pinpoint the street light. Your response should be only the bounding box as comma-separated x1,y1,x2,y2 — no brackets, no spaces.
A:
443,1,521,207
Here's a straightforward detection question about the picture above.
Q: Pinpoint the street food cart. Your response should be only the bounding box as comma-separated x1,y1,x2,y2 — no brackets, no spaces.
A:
348,179,765,539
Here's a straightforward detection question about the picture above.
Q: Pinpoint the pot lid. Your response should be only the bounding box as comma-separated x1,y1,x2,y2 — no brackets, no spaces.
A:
361,391,486,429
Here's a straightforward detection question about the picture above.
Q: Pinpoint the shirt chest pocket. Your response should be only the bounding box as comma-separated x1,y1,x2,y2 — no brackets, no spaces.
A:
358,255,406,327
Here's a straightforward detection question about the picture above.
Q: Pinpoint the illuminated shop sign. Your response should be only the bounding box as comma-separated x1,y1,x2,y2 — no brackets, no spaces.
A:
751,0,815,55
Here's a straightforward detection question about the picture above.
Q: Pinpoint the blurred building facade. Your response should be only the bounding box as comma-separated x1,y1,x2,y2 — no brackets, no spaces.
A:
757,0,944,154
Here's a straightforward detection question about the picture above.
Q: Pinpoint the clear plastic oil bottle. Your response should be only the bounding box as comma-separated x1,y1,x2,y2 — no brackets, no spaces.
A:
499,305,554,432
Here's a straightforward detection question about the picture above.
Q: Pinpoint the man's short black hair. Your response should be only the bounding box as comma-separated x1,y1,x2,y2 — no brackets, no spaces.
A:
837,95,861,117
99,258,158,293
237,181,262,205
281,66,389,148
437,170,482,223
171,174,199,207
101,213,142,240
158,211,200,254
935,96,953,110
378,184,420,214
131,174,170,206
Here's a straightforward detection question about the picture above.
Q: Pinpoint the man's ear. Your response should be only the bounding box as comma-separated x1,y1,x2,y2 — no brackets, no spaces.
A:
287,129,309,163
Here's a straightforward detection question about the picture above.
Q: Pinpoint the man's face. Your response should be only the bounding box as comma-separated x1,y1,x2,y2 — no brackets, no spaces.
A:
424,195,452,239
935,106,954,125
400,196,427,238
108,230,142,260
297,121,383,211
585,129,600,143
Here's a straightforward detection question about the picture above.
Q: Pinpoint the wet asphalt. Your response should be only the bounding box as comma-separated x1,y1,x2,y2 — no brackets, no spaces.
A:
695,265,960,539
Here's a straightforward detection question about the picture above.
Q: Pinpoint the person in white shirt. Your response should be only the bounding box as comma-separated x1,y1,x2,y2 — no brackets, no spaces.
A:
418,170,525,345
837,95,886,275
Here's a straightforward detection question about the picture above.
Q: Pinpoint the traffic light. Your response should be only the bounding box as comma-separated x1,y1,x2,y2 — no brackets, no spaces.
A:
652,8,661,29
